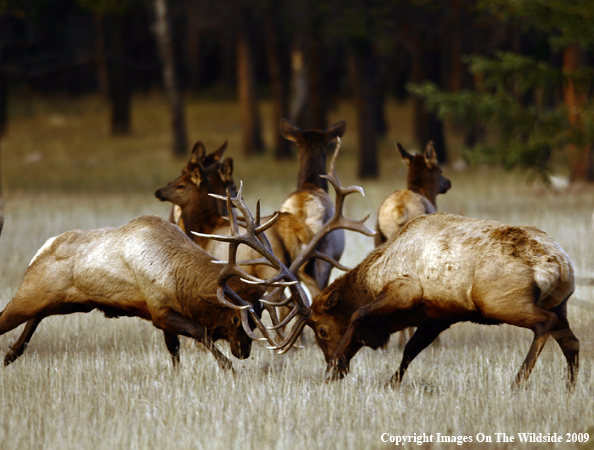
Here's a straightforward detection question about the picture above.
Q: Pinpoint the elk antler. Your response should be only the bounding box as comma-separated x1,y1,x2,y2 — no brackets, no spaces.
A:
261,136,376,353
195,137,375,353
193,182,306,347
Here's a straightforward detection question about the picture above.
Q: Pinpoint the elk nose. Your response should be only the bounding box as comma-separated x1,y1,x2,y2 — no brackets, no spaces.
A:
154,189,165,200
232,341,251,359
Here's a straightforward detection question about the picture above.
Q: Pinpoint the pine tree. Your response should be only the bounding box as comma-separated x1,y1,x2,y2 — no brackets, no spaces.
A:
409,0,594,183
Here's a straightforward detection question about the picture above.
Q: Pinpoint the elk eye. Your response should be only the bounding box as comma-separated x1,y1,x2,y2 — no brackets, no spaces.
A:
318,327,328,339
232,315,240,326
176,185,184,190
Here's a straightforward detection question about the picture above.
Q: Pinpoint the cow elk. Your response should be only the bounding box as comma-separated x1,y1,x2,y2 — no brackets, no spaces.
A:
375,141,451,345
375,141,451,246
0,213,293,370
279,213,579,389
161,140,235,230
279,119,347,296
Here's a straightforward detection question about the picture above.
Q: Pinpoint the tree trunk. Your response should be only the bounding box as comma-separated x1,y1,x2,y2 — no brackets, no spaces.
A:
236,28,264,156
184,13,202,93
350,42,379,179
264,2,291,159
289,38,310,128
106,15,131,136
563,43,593,183
410,36,447,163
308,28,326,131
0,46,6,200
154,0,188,158
93,14,109,99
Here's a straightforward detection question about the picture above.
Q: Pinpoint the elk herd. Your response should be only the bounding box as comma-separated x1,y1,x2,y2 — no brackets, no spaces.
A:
0,120,580,390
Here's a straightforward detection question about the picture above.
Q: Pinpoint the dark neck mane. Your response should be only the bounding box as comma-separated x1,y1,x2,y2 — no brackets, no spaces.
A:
298,156,328,192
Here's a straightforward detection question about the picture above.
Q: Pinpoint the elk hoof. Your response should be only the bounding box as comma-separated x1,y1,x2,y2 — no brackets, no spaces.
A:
4,351,17,366
386,375,403,389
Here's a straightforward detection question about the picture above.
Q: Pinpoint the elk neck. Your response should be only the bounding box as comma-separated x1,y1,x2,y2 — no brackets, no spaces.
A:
297,152,329,192
407,184,437,208
180,193,224,248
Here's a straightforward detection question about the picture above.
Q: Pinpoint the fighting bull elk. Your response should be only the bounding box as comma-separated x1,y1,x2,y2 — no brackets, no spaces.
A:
375,141,451,345
161,140,235,230
279,212,579,388
279,119,347,296
0,214,294,369
375,141,451,246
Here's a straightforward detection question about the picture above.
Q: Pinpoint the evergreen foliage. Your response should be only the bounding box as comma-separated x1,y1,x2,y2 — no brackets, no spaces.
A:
409,0,594,183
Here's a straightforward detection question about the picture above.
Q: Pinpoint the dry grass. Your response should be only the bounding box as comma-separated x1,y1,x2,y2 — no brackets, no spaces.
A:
1,93,594,449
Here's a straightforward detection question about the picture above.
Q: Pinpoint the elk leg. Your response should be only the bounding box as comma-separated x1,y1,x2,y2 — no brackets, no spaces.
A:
153,309,233,371
549,301,579,388
4,317,44,366
477,290,558,387
512,309,557,388
1,302,94,366
328,286,420,381
162,330,181,367
388,322,450,387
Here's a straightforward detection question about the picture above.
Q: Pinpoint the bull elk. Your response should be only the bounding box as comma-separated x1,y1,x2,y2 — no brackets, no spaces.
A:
279,119,347,296
375,141,451,345
279,213,579,389
0,213,292,370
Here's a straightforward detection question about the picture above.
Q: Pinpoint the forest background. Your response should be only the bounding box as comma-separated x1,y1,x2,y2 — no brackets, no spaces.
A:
1,0,593,187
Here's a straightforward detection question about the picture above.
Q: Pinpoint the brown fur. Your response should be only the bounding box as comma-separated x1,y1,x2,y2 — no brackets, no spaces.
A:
309,213,579,389
375,142,451,246
160,141,235,228
0,215,265,369
280,119,347,293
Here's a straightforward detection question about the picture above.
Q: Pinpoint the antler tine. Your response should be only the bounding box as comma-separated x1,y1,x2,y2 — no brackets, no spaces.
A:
264,137,377,352
199,183,312,348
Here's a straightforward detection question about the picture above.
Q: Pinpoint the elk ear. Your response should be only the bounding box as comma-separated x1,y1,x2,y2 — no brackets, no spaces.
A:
326,121,346,139
396,143,413,167
424,141,437,168
190,167,203,186
220,157,234,183
211,140,228,162
190,141,206,164
280,119,302,143
319,289,340,312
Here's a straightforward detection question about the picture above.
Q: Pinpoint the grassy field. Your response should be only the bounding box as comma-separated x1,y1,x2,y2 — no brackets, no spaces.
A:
0,93,593,449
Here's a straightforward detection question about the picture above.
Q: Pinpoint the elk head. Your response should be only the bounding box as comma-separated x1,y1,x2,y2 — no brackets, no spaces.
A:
280,119,346,192
397,141,451,207
155,140,236,226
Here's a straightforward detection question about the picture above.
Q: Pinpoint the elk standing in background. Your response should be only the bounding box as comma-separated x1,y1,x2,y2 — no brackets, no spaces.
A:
0,213,286,370
279,213,579,389
375,141,451,345
165,140,235,231
279,119,347,296
375,141,451,246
